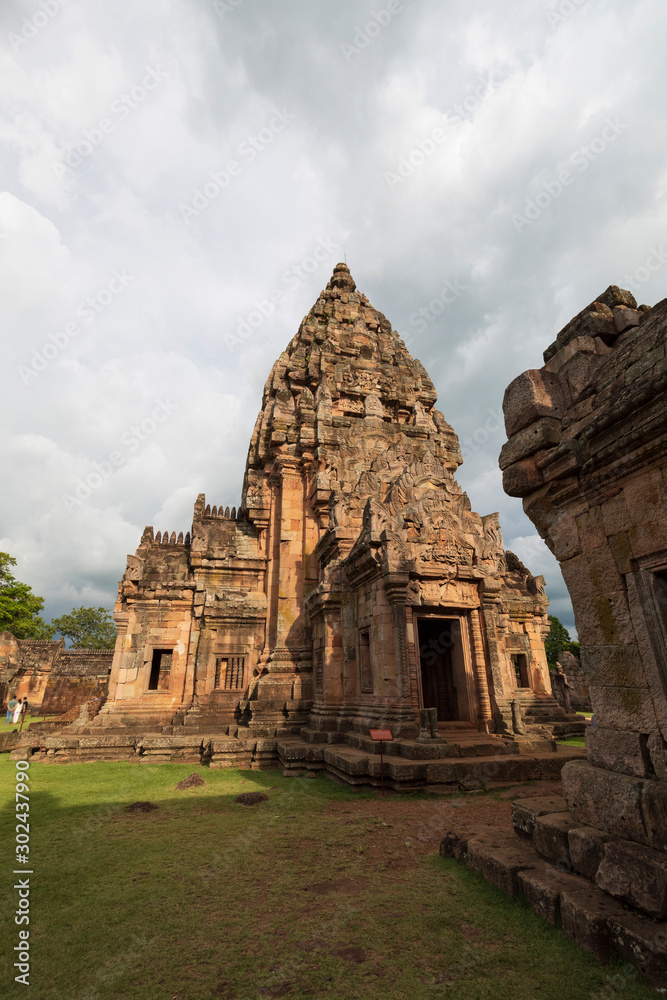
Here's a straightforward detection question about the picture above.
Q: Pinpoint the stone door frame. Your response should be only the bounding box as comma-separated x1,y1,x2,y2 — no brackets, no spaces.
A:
413,610,479,726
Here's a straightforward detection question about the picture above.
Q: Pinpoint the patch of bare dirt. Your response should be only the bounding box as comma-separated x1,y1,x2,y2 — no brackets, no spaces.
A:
176,773,205,790
125,801,158,813
324,780,564,872
334,946,367,964
234,792,269,805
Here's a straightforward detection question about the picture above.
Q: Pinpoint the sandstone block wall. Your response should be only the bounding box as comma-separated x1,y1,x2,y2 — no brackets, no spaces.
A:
501,284,667,878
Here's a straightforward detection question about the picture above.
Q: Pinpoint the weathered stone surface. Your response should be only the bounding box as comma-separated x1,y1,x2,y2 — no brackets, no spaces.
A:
0,631,111,721
613,306,641,334
648,734,667,782
502,457,545,497
642,780,667,852
439,830,469,861
586,726,652,778
511,795,568,838
580,644,646,689
517,863,590,925
561,761,649,844
568,826,615,879
533,811,579,869
481,842,536,895
596,840,667,918
501,283,667,897
560,886,628,963
498,418,562,471
502,369,570,438
608,912,667,990
588,685,658,733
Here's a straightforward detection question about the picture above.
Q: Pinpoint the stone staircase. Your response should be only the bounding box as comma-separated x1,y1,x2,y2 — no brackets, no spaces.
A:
503,690,587,738
276,722,586,791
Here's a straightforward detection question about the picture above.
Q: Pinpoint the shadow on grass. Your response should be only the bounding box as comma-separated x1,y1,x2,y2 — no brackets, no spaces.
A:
0,759,656,1000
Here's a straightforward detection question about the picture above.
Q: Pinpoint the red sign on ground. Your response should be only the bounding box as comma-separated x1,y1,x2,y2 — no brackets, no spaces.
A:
369,728,393,741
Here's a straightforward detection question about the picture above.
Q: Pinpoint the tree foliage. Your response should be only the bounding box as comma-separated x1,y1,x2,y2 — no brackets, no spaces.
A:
51,606,117,649
0,552,54,639
545,614,580,668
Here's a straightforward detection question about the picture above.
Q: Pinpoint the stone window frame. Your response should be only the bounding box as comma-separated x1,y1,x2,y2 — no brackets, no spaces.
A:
214,656,245,691
146,647,174,693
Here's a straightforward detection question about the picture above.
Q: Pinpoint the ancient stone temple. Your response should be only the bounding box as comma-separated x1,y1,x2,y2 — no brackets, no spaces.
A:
440,285,666,984
27,264,583,779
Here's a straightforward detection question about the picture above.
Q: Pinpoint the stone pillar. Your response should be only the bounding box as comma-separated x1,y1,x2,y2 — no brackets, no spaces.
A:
469,609,493,731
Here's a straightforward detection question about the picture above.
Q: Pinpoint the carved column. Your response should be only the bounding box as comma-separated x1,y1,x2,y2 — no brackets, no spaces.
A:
469,608,493,731
384,573,411,700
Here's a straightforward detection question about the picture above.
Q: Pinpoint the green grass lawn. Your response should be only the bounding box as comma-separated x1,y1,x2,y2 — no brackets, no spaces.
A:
0,758,654,999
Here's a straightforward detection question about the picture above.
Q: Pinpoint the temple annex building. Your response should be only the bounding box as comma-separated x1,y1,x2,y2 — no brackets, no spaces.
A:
39,264,584,783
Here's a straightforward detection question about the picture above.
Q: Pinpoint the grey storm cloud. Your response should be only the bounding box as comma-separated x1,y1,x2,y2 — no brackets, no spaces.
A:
2,0,667,637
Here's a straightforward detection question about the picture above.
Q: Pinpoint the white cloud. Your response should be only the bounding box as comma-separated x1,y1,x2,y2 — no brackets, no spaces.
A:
2,0,666,633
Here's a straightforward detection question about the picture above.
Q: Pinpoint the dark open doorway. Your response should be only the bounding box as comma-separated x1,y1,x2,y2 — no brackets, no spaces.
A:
512,653,530,688
417,618,459,722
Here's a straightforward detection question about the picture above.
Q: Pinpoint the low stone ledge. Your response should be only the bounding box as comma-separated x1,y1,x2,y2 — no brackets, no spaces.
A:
560,886,629,964
533,811,580,869
480,842,537,896
568,826,616,880
77,736,139,749
439,830,469,862
511,795,568,838
608,912,667,991
517,863,590,925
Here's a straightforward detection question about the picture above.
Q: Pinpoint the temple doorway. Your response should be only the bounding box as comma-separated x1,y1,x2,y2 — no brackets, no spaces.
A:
417,618,461,722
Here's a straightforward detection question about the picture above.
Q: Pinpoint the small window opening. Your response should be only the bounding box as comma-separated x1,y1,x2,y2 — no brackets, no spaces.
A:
148,649,172,691
512,653,530,688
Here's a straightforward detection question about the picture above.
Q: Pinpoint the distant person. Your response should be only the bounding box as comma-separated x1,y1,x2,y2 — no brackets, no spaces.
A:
6,696,17,724
12,698,23,725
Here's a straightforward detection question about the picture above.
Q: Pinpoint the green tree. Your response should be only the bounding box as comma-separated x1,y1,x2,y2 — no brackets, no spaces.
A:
51,606,117,649
0,552,54,639
545,614,580,668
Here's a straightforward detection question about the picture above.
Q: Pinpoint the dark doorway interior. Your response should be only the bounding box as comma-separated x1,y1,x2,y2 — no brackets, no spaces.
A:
512,653,530,688
418,618,459,722
148,649,172,691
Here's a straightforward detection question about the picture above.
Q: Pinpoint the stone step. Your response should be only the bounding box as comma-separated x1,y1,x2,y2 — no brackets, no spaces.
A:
276,739,585,790
440,822,667,987
343,732,518,759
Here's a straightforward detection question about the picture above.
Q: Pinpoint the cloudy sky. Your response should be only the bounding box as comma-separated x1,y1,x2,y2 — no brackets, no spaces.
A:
2,0,666,637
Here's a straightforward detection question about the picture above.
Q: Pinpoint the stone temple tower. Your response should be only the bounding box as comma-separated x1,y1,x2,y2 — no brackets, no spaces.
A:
89,263,579,767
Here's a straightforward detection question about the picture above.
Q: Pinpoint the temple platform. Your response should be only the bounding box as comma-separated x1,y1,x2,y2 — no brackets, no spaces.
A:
12,720,586,790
